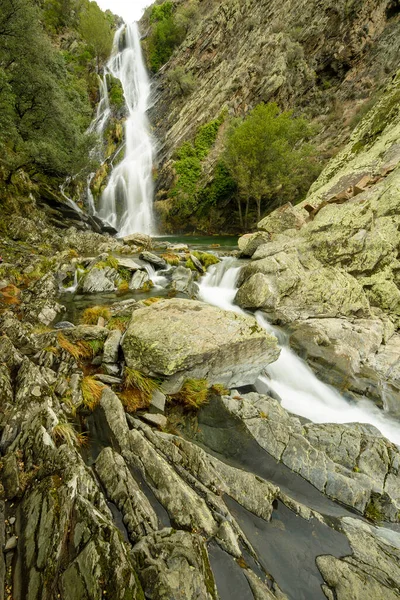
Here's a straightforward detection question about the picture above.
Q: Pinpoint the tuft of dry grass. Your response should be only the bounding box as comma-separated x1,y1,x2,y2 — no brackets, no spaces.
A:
51,422,79,447
210,383,230,396
124,368,160,395
119,388,151,413
81,376,104,411
172,379,209,410
117,280,130,294
107,315,130,332
58,333,92,361
81,305,111,325
0,284,21,307
161,253,180,266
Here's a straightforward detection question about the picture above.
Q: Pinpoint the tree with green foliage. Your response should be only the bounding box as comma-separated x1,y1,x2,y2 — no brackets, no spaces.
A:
146,0,198,72
223,102,321,228
79,1,114,69
0,0,94,184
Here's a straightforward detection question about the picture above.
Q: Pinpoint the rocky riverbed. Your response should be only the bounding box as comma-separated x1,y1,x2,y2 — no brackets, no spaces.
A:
1,225,400,600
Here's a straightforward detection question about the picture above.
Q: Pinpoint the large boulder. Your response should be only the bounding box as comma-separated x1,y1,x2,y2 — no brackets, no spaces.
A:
238,231,270,257
121,298,279,392
258,202,306,234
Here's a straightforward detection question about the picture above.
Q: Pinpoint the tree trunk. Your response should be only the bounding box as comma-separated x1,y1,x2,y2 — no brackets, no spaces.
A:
256,198,261,223
244,198,250,230
237,197,243,229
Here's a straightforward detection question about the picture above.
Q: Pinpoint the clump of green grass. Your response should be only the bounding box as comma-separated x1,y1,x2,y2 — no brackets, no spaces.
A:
119,368,160,414
81,376,104,411
86,339,104,357
192,251,220,269
365,499,383,522
185,258,198,272
124,368,160,395
171,378,209,410
81,305,111,325
117,280,130,294
161,252,181,266
107,315,130,332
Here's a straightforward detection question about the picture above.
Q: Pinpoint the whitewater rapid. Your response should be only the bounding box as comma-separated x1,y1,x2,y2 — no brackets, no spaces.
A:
199,258,400,446
97,22,155,236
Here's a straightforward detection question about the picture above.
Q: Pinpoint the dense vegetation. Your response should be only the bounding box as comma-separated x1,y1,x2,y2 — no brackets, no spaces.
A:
163,103,322,232
143,0,198,72
224,103,322,228
0,0,115,200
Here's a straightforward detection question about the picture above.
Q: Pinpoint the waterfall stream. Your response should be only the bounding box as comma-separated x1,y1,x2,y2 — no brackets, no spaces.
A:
97,22,155,236
199,258,400,446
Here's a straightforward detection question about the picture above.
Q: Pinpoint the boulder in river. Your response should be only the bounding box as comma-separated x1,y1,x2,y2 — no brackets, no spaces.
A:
121,298,280,392
139,251,167,270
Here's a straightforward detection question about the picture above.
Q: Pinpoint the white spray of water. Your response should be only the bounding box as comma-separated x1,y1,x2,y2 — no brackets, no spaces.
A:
199,259,400,446
97,22,155,236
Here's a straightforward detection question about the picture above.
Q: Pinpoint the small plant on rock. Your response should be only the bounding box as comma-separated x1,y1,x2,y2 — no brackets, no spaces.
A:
107,315,130,332
57,333,92,361
119,368,160,414
172,378,209,410
161,253,181,266
51,421,79,447
81,376,104,411
192,251,220,269
81,305,111,325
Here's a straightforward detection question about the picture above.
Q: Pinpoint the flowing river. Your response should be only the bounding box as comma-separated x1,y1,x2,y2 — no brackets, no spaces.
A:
199,257,400,446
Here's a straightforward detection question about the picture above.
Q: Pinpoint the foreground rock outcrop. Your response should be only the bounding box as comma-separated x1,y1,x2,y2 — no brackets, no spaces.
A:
122,298,280,392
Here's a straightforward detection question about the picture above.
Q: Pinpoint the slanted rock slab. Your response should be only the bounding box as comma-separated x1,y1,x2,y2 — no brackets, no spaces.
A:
121,298,279,392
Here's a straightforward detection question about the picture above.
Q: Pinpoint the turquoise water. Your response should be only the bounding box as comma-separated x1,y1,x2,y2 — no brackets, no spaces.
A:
154,235,238,251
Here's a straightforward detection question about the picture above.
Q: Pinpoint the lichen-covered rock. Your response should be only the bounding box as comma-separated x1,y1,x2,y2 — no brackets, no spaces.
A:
238,231,270,257
288,318,400,414
131,529,218,600
129,270,150,290
317,517,400,600
139,251,167,270
234,272,278,309
169,266,198,297
80,266,121,293
95,447,158,543
121,298,280,392
258,203,306,234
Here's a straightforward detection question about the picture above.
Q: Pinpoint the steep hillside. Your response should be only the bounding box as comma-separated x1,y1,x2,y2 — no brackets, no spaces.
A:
143,0,400,232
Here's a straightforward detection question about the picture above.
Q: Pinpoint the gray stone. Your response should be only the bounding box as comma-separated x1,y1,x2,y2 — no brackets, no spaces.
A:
123,233,152,248
53,321,75,330
141,413,168,428
129,270,150,290
122,298,280,392
235,272,278,309
103,329,122,364
116,257,143,271
189,254,204,273
4,536,17,552
93,374,122,385
170,266,198,297
238,231,271,257
150,390,166,412
80,267,119,293
139,251,167,270
95,447,158,543
131,529,218,600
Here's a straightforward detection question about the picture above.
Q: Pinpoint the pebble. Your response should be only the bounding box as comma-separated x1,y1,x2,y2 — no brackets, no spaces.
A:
4,536,17,552
141,413,168,429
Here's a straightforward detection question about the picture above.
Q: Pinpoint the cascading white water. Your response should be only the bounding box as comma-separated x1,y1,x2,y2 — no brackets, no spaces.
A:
199,259,400,446
97,22,155,236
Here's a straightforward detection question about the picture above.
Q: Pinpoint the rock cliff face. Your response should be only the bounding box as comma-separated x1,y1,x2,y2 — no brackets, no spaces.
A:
235,67,400,413
146,0,400,231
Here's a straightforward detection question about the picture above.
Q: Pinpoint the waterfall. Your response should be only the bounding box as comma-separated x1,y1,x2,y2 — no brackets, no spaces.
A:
199,259,400,446
97,22,155,237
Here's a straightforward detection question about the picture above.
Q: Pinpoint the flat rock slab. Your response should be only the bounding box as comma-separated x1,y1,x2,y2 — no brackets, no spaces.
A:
122,298,279,392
